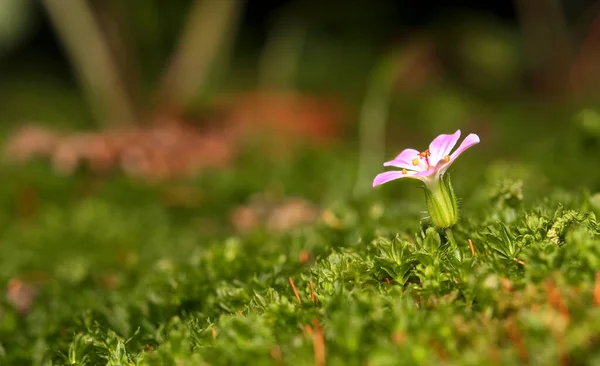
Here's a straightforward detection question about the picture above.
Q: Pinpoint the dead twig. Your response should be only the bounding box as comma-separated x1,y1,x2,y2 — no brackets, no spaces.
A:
289,277,302,304
312,319,326,366
270,345,283,366
309,280,317,304
513,257,526,266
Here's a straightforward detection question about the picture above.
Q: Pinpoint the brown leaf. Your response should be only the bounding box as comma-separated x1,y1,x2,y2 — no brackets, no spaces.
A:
6,278,37,315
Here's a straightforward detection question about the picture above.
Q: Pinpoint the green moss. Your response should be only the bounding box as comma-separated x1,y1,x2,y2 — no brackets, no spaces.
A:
1,125,600,365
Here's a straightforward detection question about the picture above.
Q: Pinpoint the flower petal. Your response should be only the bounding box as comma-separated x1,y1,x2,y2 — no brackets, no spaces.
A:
372,170,422,187
428,130,461,165
383,148,421,170
450,133,480,159
436,133,480,175
414,168,436,177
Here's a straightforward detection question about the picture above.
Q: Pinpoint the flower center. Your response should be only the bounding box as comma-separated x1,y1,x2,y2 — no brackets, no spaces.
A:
444,155,450,162
418,149,431,158
418,149,431,168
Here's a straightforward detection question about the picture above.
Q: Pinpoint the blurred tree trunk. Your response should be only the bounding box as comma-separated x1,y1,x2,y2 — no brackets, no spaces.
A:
570,2,600,98
155,0,243,114
258,16,306,91
353,50,404,198
42,0,137,126
515,0,573,97
90,0,142,113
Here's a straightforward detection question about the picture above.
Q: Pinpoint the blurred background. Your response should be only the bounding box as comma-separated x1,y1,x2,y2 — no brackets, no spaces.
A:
1,0,600,184
1,0,599,178
5,1,600,363
3,0,600,212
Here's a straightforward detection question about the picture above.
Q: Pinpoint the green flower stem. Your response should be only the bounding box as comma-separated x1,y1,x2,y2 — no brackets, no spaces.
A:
445,227,458,248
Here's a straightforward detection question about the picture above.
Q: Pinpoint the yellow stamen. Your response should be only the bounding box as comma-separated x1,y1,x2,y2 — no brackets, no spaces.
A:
444,155,450,162
428,165,434,170
418,149,431,158
402,168,407,175
412,158,419,166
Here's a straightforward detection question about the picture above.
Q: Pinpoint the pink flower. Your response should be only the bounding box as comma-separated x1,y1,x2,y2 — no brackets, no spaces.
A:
373,130,480,190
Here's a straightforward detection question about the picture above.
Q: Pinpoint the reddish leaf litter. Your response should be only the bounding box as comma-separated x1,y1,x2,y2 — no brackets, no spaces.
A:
3,92,345,180
3,122,235,181
6,278,38,315
231,193,321,233
214,91,345,146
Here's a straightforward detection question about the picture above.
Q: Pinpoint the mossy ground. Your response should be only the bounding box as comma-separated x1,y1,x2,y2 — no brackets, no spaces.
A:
2,108,600,365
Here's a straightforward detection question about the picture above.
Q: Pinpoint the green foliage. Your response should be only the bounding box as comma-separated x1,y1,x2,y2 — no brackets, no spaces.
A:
2,140,600,365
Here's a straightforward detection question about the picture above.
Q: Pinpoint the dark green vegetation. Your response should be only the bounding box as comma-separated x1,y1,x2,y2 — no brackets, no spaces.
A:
2,2,600,363
3,117,600,365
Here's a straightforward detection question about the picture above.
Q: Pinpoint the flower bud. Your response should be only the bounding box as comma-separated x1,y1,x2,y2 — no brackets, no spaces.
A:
423,175,458,228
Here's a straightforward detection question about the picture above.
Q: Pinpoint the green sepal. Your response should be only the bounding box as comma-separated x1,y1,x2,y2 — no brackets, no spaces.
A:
424,175,459,228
